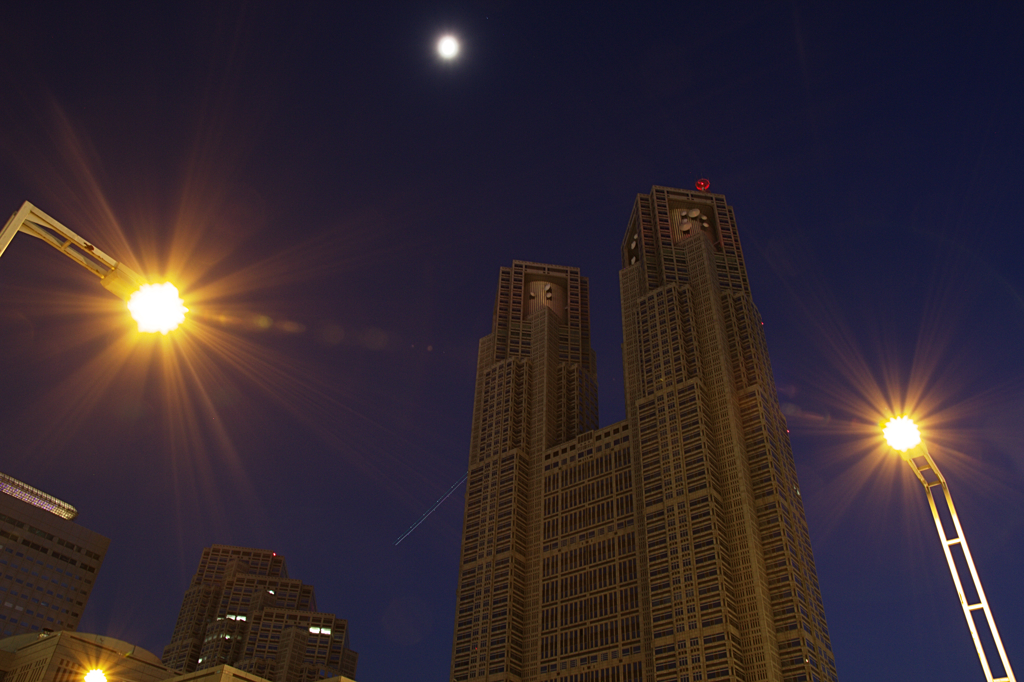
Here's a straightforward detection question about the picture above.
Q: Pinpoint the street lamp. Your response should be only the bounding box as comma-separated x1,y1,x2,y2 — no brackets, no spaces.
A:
0,201,187,333
882,416,1016,682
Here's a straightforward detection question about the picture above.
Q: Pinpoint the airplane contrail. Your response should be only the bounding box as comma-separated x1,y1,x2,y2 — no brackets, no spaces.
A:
393,472,468,545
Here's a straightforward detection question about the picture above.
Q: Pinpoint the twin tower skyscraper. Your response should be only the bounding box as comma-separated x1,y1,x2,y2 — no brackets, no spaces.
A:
449,186,839,682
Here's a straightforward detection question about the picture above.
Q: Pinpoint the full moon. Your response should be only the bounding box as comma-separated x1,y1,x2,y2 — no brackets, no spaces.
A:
438,35,459,59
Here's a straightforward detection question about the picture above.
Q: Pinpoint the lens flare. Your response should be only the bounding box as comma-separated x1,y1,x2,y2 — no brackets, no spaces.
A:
84,671,106,682
127,282,188,334
882,416,921,452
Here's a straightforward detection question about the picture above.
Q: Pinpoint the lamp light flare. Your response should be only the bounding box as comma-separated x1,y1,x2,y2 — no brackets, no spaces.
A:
882,415,921,452
84,671,106,682
127,282,188,334
438,35,459,59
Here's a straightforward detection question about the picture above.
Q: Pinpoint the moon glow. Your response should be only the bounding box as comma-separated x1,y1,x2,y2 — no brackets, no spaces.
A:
438,35,459,59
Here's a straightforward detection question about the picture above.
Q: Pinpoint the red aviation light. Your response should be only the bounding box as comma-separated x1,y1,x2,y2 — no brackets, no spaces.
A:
695,178,710,191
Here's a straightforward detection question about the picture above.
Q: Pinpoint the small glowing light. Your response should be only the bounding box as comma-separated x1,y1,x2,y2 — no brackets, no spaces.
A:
85,671,106,682
882,416,921,452
127,283,188,334
695,178,710,191
438,35,460,59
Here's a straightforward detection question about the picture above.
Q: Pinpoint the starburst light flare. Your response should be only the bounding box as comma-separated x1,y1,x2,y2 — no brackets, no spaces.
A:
84,671,106,682
127,282,188,334
882,415,921,452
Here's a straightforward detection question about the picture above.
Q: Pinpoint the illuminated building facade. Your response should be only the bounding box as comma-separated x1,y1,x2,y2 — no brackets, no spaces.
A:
448,261,598,682
449,187,838,682
161,545,357,682
0,473,108,638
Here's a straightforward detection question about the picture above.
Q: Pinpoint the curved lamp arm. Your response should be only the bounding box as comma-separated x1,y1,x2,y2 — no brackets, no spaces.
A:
1,200,144,299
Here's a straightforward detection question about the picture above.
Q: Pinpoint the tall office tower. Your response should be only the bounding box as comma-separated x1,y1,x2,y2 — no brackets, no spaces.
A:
450,262,599,681
450,188,838,682
161,545,357,682
614,187,838,682
0,472,109,637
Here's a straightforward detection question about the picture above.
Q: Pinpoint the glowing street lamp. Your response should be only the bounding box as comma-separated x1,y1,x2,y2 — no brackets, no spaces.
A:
882,416,1016,682
0,201,187,333
126,283,188,334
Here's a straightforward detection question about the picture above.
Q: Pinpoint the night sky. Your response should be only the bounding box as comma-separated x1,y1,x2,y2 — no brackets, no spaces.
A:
1,3,1022,681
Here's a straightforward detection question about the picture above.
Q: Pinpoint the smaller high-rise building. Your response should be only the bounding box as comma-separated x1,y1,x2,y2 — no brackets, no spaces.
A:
0,472,109,637
162,545,357,682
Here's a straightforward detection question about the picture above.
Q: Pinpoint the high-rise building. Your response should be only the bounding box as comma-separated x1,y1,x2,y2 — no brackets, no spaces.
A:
449,187,838,682
162,545,357,682
0,472,109,638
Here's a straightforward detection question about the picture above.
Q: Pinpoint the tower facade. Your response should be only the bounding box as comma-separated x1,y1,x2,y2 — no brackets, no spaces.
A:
450,262,599,681
161,545,357,682
449,187,838,682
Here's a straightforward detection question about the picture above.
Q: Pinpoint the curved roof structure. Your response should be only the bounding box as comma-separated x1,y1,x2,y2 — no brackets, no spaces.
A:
0,631,164,666
0,472,77,520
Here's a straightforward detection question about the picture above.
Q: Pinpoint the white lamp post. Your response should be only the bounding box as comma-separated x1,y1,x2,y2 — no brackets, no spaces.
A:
883,416,1015,682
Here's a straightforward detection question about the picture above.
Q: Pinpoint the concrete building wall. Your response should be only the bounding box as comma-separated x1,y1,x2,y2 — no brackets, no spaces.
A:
0,631,170,682
0,474,109,638
0,637,353,682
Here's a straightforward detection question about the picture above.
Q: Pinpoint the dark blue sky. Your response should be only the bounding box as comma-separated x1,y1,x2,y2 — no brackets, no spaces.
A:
1,3,1022,681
